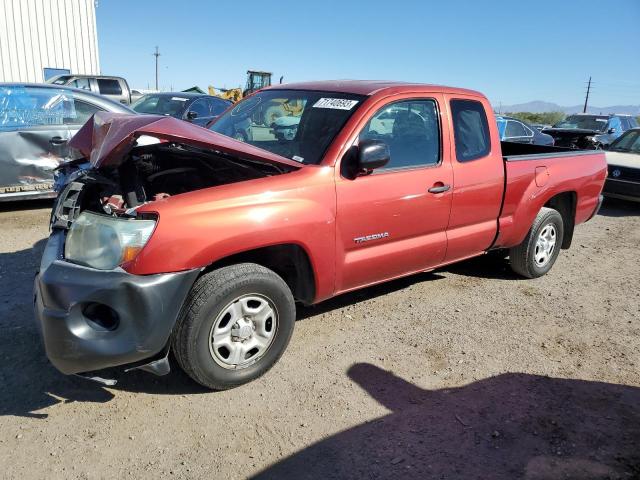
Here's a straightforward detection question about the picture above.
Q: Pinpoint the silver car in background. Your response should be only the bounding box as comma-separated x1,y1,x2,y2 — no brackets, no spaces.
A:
47,74,133,105
0,83,134,201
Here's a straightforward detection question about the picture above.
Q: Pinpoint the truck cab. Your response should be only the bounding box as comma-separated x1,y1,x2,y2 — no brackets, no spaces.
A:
48,74,132,105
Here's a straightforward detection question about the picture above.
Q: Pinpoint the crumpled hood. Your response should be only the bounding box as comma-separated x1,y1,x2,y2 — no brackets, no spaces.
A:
68,112,303,170
543,128,602,137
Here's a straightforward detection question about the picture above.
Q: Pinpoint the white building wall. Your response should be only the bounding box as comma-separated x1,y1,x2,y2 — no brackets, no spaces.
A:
0,0,99,82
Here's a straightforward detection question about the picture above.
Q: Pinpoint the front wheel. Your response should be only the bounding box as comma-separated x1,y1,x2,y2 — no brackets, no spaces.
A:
509,207,564,278
172,263,296,390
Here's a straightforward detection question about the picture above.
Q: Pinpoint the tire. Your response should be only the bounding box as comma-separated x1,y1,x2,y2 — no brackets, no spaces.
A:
509,207,564,279
172,263,296,390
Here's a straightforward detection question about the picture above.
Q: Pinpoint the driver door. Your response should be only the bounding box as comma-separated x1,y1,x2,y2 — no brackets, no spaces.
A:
334,96,453,293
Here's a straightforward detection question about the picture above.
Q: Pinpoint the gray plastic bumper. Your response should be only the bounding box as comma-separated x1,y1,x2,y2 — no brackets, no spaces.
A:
33,231,200,375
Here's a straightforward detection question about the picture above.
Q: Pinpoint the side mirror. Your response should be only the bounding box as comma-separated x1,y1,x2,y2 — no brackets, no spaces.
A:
358,139,390,171
186,111,198,120
607,128,615,134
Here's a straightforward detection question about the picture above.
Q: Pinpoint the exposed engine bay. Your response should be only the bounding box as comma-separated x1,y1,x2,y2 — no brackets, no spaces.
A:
52,141,288,227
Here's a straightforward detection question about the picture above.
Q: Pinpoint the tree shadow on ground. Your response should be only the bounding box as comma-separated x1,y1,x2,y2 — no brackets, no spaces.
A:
253,363,640,480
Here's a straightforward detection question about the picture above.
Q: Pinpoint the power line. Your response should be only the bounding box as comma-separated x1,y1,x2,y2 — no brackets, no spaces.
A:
153,46,161,91
583,76,592,113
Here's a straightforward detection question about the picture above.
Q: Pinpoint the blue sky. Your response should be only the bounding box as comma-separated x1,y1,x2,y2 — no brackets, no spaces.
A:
97,0,640,107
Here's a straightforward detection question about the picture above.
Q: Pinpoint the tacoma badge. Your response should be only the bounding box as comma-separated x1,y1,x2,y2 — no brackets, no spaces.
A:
354,232,389,244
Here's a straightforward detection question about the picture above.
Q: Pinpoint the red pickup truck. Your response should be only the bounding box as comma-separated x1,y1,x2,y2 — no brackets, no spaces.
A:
35,81,606,389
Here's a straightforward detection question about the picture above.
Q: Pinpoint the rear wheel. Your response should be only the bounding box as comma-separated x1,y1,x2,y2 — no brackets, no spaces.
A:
509,207,564,278
172,263,296,390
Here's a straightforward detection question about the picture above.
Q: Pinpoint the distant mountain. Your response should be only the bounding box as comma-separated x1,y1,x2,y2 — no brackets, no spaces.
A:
496,100,640,116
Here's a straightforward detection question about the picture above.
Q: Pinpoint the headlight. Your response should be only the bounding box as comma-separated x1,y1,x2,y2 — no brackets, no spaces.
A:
65,211,156,270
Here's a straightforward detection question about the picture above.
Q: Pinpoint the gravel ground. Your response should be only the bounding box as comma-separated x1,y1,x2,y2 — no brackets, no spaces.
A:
0,198,638,479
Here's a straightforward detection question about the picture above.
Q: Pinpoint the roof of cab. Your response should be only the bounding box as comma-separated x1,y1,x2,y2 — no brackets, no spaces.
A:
267,79,483,97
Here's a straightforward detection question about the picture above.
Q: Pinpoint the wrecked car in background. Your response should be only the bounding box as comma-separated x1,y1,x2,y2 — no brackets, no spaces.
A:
543,113,638,150
0,83,133,201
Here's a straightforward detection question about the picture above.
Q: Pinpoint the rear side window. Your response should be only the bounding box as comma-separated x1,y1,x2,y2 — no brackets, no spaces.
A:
97,79,122,96
70,78,91,91
505,120,528,138
64,100,102,125
450,99,490,162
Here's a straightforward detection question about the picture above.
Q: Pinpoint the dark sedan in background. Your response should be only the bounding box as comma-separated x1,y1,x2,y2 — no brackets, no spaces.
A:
496,115,555,146
603,128,640,203
0,83,134,201
131,92,232,127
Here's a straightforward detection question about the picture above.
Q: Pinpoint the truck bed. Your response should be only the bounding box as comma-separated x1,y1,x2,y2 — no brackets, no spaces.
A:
495,142,607,249
501,141,602,161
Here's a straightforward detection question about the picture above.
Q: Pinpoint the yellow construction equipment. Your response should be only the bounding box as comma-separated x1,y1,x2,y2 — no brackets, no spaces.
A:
209,70,305,125
209,70,273,103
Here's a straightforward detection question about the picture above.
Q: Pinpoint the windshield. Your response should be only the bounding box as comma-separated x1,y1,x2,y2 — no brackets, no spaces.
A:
609,130,640,153
132,95,189,117
553,115,608,132
209,89,365,164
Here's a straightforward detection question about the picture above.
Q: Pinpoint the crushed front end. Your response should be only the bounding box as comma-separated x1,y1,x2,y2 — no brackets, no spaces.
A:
34,179,200,376
33,112,297,378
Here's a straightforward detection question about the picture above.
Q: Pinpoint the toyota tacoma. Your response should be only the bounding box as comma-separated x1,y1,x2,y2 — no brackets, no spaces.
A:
34,81,607,390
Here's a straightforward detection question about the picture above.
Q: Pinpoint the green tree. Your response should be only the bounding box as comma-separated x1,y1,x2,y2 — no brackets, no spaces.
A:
505,111,565,126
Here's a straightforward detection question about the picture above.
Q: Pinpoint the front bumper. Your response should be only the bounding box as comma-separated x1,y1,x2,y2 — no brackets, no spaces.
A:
34,231,200,375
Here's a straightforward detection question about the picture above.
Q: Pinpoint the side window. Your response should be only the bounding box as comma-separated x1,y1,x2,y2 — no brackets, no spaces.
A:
209,98,229,116
70,78,91,90
64,99,102,125
359,99,440,169
505,120,528,138
188,98,209,117
450,99,490,162
620,117,632,131
0,87,75,129
97,79,122,96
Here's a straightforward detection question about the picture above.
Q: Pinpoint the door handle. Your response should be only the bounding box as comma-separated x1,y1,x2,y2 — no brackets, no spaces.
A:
428,184,451,194
49,136,68,145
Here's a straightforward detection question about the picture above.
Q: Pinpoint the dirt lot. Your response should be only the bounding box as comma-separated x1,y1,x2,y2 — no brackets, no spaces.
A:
0,199,638,479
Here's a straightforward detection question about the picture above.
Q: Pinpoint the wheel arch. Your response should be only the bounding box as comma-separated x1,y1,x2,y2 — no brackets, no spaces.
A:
201,243,317,305
544,191,576,249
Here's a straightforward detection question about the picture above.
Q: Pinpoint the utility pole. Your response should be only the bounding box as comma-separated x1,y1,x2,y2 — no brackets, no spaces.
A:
153,46,161,91
583,76,592,113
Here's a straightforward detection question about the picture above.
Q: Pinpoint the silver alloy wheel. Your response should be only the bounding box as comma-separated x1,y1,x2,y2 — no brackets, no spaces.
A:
534,224,557,267
209,294,278,370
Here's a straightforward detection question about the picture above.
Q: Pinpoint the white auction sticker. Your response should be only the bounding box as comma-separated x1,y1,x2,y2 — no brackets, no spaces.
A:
313,98,359,110
171,97,188,101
